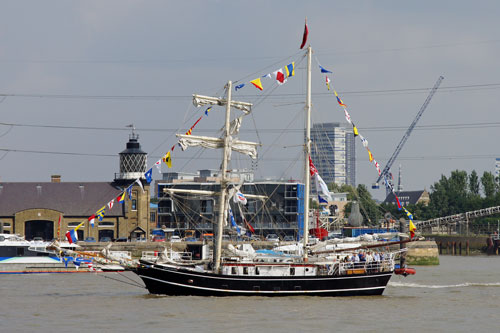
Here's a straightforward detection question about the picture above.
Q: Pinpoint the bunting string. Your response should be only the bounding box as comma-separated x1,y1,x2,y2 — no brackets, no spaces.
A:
316,57,415,229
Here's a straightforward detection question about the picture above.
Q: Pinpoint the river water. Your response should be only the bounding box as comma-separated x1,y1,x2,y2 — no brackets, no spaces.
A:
1,255,499,332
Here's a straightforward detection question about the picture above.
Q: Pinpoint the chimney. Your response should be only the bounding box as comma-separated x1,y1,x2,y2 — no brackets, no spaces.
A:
51,175,61,183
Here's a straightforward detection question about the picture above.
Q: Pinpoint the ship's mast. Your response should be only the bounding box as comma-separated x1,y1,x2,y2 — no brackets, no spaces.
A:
214,81,233,273
303,45,312,260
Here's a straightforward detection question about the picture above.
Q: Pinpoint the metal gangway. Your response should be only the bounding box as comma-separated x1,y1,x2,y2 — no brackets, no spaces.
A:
415,205,500,234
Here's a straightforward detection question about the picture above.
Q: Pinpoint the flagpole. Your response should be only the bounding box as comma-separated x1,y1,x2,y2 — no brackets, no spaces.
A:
303,45,312,261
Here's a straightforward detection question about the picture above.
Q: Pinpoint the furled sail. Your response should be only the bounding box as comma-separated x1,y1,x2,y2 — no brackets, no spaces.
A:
176,134,259,159
193,94,252,114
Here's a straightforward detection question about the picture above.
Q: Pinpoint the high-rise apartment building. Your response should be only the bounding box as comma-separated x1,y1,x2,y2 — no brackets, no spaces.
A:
310,122,355,186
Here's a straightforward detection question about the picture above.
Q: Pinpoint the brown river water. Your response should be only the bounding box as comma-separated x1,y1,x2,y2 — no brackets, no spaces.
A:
1,255,499,332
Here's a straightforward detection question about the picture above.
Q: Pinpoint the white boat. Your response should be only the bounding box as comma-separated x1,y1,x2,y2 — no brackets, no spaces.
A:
0,233,125,273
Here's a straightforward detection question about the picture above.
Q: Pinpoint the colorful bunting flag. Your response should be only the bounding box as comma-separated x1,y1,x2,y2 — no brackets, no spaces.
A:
300,19,309,49
162,151,172,168
154,159,162,174
107,199,114,210
309,156,318,177
235,84,245,91
334,90,346,107
409,219,416,239
319,65,332,73
250,78,263,91
326,75,331,90
374,161,381,175
315,173,332,203
205,107,212,115
367,149,374,162
117,192,125,204
228,207,241,234
353,124,359,137
126,186,133,200
262,73,272,79
344,109,352,124
273,69,286,85
233,191,248,205
65,221,84,244
285,62,295,77
403,207,414,221
88,214,96,228
96,206,106,221
66,229,78,244
57,214,62,240
144,168,153,184
395,195,402,211
360,135,368,148
244,217,255,234
135,178,144,193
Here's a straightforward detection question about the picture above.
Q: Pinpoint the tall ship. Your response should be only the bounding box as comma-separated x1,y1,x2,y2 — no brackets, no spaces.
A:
133,39,402,296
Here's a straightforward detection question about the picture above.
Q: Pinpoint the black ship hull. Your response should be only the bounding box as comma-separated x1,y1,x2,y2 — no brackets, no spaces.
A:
135,261,393,297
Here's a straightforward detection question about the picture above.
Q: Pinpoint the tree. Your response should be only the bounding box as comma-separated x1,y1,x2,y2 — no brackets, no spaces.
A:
469,170,480,196
353,184,381,226
427,171,469,217
481,171,496,200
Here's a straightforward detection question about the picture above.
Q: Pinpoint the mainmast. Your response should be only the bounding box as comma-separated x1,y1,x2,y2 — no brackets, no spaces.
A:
303,45,312,260
214,81,233,273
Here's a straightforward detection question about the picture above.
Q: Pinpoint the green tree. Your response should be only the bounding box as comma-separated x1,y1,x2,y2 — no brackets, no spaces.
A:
427,171,469,217
469,170,480,196
481,171,496,200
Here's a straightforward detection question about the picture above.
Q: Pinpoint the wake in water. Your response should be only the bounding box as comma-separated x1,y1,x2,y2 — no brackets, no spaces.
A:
389,281,500,288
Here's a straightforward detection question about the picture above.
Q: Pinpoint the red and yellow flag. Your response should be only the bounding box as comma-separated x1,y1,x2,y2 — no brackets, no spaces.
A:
409,220,416,239
250,78,263,91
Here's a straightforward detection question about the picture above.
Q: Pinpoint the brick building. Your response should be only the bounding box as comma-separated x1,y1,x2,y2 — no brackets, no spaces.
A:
0,134,150,241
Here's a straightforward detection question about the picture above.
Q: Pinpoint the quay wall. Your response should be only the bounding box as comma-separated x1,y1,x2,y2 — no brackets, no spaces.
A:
405,240,439,265
424,235,490,255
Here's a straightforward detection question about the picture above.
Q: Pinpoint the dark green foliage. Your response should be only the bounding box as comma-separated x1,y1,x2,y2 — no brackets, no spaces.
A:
328,169,500,230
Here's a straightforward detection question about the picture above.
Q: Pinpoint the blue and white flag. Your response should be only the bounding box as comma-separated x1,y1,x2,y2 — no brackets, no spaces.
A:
126,186,133,200
315,173,332,204
144,168,153,184
228,208,241,234
319,65,332,73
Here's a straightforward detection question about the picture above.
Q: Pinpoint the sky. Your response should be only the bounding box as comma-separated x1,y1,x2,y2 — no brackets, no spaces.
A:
1,0,500,200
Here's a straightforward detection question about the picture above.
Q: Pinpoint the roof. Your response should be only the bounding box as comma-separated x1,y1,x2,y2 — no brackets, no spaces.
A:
383,190,428,205
0,182,125,217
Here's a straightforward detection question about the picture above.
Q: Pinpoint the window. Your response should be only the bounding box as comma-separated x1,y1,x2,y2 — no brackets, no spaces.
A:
99,222,114,227
290,267,295,276
231,267,237,275
132,199,137,211
150,212,156,222
243,267,249,275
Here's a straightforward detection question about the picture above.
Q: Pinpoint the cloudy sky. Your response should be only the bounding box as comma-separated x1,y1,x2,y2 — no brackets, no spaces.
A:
1,1,499,200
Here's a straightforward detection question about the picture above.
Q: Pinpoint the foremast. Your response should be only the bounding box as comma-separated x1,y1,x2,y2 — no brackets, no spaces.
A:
177,84,255,273
214,81,233,273
303,45,312,261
